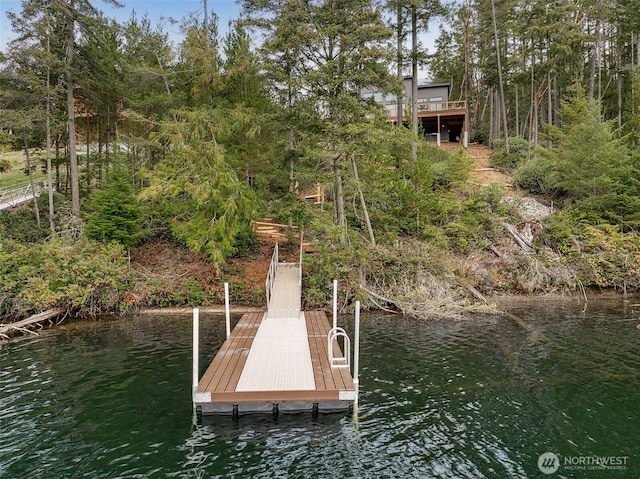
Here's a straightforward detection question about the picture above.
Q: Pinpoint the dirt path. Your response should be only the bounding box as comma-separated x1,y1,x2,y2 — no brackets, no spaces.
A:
440,142,514,190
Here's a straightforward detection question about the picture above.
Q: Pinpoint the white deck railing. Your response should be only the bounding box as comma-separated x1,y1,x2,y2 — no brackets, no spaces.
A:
265,243,279,310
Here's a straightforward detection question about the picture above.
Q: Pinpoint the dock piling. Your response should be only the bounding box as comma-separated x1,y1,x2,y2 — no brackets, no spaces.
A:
332,279,338,330
354,301,360,406
224,282,231,339
192,308,199,396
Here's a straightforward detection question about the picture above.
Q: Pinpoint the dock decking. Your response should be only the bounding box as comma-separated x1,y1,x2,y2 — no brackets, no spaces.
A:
193,250,357,415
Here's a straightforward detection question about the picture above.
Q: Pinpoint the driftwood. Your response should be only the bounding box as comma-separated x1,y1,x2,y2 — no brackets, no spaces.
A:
0,307,68,339
489,244,504,258
503,222,534,252
458,278,489,304
359,284,400,315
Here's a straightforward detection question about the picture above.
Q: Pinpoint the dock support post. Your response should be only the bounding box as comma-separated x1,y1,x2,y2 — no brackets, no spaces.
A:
354,301,360,406
224,282,231,339
192,308,199,396
332,279,338,330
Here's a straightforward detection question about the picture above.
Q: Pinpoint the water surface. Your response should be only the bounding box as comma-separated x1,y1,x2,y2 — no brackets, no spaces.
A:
1,300,639,478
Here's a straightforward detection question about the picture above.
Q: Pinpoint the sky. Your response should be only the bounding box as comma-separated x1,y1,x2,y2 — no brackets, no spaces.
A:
0,0,439,78
0,0,241,52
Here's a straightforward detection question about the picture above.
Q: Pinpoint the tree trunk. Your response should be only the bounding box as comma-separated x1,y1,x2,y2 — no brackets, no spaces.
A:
86,123,90,188
351,157,375,247
529,52,537,149
396,0,404,127
514,84,519,137
55,138,60,191
46,31,55,234
488,86,494,145
490,0,509,152
588,1,602,101
288,133,295,193
617,30,622,128
332,155,346,244
65,0,80,215
410,5,418,165
23,137,40,227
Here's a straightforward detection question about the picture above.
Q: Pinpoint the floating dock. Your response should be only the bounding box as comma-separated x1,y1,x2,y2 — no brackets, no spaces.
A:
193,244,358,416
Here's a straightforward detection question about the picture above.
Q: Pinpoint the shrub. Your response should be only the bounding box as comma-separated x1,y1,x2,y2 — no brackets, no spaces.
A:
514,157,552,194
0,238,129,318
84,165,141,248
491,136,531,172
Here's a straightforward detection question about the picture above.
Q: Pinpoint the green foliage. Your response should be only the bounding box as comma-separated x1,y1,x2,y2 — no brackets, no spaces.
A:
541,87,631,200
513,157,552,194
147,277,206,308
538,86,640,226
477,182,507,209
0,237,129,317
491,137,531,172
269,194,311,228
541,211,581,255
430,146,473,189
140,110,261,265
541,212,640,290
84,165,142,247
0,198,50,243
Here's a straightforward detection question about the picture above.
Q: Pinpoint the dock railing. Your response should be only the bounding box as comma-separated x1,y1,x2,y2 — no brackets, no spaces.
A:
298,231,304,287
265,243,279,310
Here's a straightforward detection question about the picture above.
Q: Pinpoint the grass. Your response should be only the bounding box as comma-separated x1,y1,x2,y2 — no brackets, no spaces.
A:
0,149,47,189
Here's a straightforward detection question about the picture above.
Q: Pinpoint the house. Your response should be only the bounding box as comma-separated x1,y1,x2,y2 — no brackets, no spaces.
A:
363,79,468,147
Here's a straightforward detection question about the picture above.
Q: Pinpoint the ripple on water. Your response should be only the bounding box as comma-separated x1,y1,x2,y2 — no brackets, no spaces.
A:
2,306,640,478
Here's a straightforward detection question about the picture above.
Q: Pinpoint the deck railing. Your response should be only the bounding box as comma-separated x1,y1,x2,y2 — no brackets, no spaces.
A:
384,100,467,117
265,243,279,310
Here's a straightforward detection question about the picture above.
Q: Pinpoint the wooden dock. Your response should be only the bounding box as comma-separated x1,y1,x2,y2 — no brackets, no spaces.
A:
193,246,357,415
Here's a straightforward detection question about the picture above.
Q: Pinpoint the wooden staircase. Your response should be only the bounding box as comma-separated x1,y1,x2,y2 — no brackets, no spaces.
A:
252,219,315,253
440,142,513,189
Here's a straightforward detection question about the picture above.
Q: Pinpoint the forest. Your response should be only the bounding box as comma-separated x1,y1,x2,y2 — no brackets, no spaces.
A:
1,0,640,321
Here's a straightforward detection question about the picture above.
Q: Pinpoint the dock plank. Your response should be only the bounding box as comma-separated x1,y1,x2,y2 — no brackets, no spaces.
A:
195,312,263,394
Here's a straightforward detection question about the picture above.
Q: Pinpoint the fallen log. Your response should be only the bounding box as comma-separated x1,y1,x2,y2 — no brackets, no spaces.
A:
503,222,534,252
458,278,489,304
0,307,68,339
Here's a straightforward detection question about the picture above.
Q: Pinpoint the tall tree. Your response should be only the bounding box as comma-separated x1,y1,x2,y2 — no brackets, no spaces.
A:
490,0,508,151
7,0,122,217
541,85,636,215
241,0,396,242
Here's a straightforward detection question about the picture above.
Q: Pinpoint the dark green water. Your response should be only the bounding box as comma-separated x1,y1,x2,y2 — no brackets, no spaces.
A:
1,300,639,478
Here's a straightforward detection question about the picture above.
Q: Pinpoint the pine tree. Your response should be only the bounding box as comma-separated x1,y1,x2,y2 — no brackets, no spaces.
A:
84,164,141,247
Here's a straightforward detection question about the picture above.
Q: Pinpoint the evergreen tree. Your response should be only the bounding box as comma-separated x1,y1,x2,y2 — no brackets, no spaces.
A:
84,164,141,247
540,85,640,226
140,110,259,267
241,0,397,242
